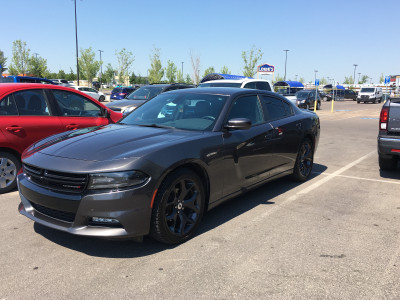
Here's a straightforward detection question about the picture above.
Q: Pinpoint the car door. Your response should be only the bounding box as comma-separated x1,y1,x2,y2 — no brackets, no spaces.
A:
49,89,110,130
261,95,303,177
86,88,100,100
0,89,64,154
221,94,277,196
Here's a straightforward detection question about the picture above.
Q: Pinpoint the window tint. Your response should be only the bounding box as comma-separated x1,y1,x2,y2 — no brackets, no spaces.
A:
12,90,50,116
243,82,257,89
51,90,102,117
262,96,291,121
227,95,264,126
0,95,18,116
255,81,271,91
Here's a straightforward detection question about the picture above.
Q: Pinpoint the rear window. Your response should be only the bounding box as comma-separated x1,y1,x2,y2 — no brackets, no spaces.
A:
112,88,122,94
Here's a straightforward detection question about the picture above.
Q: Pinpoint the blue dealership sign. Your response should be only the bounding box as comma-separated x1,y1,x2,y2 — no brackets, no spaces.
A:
385,76,390,84
315,79,320,86
258,63,275,73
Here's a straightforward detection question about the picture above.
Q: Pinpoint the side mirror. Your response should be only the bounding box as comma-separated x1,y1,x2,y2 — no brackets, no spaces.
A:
102,107,109,118
225,118,251,130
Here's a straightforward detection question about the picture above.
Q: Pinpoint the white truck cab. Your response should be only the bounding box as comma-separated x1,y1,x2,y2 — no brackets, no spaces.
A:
357,87,383,104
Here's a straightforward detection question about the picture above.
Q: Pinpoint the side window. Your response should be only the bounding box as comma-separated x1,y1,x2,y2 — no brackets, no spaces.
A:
227,95,264,126
51,90,102,117
255,81,271,91
262,96,291,121
243,82,257,89
13,90,50,116
88,88,97,93
0,95,18,116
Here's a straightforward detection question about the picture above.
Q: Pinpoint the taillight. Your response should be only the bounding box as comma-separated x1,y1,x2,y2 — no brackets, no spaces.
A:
379,107,389,131
119,93,127,96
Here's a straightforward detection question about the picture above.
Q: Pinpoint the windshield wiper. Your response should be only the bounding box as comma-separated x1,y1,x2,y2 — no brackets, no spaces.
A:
137,124,174,129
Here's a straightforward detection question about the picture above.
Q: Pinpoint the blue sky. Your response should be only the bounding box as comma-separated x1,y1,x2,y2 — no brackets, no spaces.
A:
2,0,399,84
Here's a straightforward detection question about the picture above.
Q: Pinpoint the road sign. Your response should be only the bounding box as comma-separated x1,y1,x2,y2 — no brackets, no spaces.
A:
385,76,390,85
315,79,320,86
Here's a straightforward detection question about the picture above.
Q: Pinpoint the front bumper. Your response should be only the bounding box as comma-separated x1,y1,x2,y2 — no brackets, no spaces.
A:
18,174,153,238
378,136,400,158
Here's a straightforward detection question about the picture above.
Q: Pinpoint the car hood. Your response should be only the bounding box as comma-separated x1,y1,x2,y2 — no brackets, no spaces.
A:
31,124,202,162
106,99,146,109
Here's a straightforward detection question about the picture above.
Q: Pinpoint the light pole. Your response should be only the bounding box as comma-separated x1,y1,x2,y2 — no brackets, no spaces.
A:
74,0,80,85
283,50,289,81
357,72,361,84
181,62,184,81
295,74,298,81
98,50,104,90
353,64,358,86
314,70,318,82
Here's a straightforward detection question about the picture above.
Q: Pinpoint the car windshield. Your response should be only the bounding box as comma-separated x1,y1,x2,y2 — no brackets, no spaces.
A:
126,86,164,100
360,88,375,93
119,92,229,131
198,82,241,88
295,91,311,99
112,88,122,94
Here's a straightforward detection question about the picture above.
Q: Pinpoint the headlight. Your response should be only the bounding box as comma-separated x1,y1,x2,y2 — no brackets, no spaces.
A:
88,171,149,189
122,106,136,114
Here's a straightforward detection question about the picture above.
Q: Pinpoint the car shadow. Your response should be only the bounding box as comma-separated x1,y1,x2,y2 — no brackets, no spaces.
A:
379,161,400,179
34,163,328,258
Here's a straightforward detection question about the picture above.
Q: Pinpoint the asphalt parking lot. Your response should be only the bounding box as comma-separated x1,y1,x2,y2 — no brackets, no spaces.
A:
1,99,400,299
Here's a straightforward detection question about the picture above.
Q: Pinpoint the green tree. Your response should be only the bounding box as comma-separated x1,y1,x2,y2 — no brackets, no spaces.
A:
116,48,134,85
148,47,164,83
57,69,66,79
272,73,284,83
299,77,305,83
28,55,49,78
103,63,114,84
379,73,384,84
343,76,354,84
220,66,231,74
359,75,369,84
190,51,201,85
9,40,30,75
65,68,77,81
165,60,177,83
203,66,215,78
176,69,184,83
78,47,100,85
185,74,193,84
0,50,7,74
241,46,263,77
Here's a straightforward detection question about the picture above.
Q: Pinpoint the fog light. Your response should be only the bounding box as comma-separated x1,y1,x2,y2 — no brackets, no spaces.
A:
91,217,120,224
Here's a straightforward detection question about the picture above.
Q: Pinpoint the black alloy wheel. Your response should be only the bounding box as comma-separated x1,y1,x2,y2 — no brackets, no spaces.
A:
292,139,314,182
150,168,205,244
99,95,105,102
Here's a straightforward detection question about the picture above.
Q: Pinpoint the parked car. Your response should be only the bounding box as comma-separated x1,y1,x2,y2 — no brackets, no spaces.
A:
0,76,56,85
0,83,122,193
18,87,320,244
295,90,321,110
107,83,195,114
357,87,383,104
70,86,106,102
344,89,358,100
92,81,100,90
198,78,272,91
378,96,400,170
110,87,137,101
320,91,332,101
50,79,73,87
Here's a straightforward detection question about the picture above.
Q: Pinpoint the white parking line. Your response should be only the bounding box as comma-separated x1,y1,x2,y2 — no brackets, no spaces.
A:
298,151,376,195
312,173,400,185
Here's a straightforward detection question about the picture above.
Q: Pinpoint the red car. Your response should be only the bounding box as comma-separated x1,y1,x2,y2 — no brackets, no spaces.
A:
0,83,122,193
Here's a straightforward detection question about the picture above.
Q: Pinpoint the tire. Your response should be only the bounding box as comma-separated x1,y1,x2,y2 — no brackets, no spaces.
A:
99,95,105,102
379,155,397,171
317,101,321,110
357,101,360,104
306,103,311,110
0,152,21,194
150,168,205,244
323,96,328,101
292,139,314,182
378,97,382,103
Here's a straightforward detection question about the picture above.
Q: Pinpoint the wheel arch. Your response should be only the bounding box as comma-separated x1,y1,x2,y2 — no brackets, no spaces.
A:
0,147,21,162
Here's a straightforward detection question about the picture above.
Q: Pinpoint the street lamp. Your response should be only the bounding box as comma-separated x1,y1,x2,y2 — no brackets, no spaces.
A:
353,64,358,85
357,72,361,84
283,50,289,81
314,70,318,82
74,0,80,85
98,50,104,90
181,62,184,81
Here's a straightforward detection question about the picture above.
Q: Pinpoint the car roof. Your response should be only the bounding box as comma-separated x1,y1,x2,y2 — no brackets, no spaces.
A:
201,78,271,84
162,87,278,97
0,83,98,100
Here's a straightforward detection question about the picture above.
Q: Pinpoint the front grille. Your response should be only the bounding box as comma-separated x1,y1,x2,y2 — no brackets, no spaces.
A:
361,95,369,99
24,164,88,193
31,202,75,222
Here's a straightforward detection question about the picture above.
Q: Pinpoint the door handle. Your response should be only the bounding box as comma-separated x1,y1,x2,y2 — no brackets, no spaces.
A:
6,126,23,132
66,124,79,130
